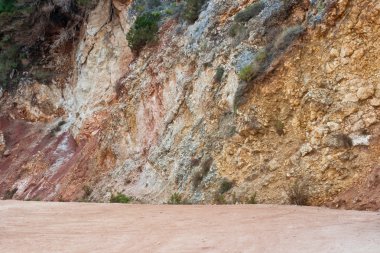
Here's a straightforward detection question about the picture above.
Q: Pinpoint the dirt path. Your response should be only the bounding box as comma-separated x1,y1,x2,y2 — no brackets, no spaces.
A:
0,201,379,253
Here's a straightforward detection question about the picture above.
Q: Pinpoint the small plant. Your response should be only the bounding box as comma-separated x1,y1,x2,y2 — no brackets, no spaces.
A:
238,48,268,82
246,192,257,204
287,180,309,206
0,0,15,13
33,69,55,83
192,158,213,188
0,42,20,89
75,0,98,8
274,120,285,136
4,188,17,199
167,192,182,204
58,195,66,202
110,193,131,203
126,12,160,53
334,134,353,148
274,25,305,52
219,179,233,194
238,63,259,82
213,193,227,204
238,64,254,82
183,0,207,23
234,1,265,22
229,22,244,37
214,66,224,83
81,185,92,201
192,171,204,188
49,121,65,136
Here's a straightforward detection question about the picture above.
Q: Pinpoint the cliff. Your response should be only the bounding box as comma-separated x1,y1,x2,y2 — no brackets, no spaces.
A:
0,0,379,210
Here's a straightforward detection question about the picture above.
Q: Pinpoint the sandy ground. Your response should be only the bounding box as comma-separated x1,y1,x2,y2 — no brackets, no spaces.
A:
0,201,379,253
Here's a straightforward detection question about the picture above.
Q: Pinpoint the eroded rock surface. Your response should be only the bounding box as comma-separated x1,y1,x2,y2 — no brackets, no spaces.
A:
0,0,379,210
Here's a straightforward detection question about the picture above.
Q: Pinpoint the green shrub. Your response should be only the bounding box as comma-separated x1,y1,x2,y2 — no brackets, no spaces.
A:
127,12,160,52
219,179,233,194
110,193,131,203
234,1,265,22
132,0,163,14
167,192,182,204
287,180,309,206
274,120,285,136
75,0,99,8
49,121,65,136
229,22,244,37
0,38,20,88
334,134,353,148
0,0,15,13
239,64,253,82
238,48,268,82
213,193,227,204
81,185,92,201
183,0,207,23
246,192,257,204
192,158,213,188
33,69,55,83
274,25,305,52
214,66,224,83
238,63,260,82
192,171,203,188
4,188,17,199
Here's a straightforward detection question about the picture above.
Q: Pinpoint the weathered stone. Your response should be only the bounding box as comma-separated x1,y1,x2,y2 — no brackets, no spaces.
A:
363,111,377,127
86,0,111,36
351,135,371,146
340,45,354,58
329,48,339,58
352,48,365,59
369,98,380,107
357,85,374,100
300,143,313,157
343,93,359,103
327,122,340,132
3,149,10,157
268,159,280,172
0,131,5,154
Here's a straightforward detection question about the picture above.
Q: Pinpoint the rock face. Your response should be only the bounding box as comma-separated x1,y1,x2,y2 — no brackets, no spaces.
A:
0,131,5,154
0,0,379,210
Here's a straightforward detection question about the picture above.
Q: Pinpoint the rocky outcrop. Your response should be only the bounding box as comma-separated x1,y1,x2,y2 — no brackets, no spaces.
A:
0,131,5,154
0,0,379,210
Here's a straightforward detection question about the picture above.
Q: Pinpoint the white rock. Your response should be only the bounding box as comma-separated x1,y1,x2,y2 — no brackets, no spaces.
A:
375,83,380,98
86,0,111,36
352,48,365,59
357,85,374,100
363,111,377,127
327,122,340,132
268,159,280,171
329,48,339,58
340,46,354,58
0,131,5,153
300,143,313,157
351,135,371,146
369,98,380,107
351,120,365,132
343,93,358,102
3,149,10,157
